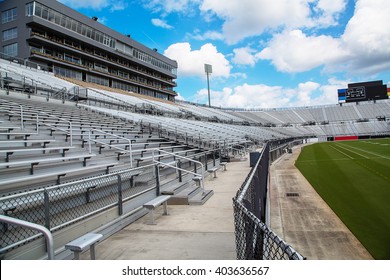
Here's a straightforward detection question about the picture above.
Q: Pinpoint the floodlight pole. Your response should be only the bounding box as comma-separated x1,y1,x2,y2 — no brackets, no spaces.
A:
204,64,212,107
206,72,211,107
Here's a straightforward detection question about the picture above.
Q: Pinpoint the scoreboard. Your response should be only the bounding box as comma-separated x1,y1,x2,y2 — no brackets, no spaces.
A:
338,80,388,103
347,86,365,100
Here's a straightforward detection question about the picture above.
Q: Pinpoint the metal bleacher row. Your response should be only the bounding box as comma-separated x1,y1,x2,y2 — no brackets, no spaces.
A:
0,96,135,192
2,59,389,130
1,91,243,259
229,101,390,125
0,60,388,196
1,93,243,196
1,60,389,191
0,58,389,260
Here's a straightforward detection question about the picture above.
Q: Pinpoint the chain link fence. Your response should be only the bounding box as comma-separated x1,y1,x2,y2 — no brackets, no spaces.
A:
0,165,155,254
233,140,305,260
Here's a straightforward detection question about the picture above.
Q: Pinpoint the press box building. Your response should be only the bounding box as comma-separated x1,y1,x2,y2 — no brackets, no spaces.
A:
0,0,178,101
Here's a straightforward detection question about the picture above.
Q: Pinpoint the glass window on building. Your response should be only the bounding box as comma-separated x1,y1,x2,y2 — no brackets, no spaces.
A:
86,74,109,87
2,27,17,41
2,7,17,23
28,2,174,74
35,3,42,17
112,80,138,93
41,6,48,20
139,87,155,97
26,2,34,16
53,66,82,80
64,54,81,65
3,43,18,58
94,63,108,73
155,92,168,100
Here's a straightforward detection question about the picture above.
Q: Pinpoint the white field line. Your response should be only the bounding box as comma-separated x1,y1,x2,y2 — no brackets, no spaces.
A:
362,141,389,146
297,158,352,163
330,145,354,159
297,157,386,163
338,143,390,160
335,144,370,159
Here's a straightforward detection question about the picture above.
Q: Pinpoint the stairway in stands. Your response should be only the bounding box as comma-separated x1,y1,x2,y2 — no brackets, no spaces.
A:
0,92,216,205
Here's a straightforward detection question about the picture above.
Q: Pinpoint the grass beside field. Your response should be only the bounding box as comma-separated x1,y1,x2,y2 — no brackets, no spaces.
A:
295,139,390,260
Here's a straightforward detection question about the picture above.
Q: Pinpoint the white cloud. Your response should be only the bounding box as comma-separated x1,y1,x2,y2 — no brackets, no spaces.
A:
232,47,257,66
200,0,310,44
309,78,348,106
296,81,321,105
110,1,128,12
164,42,231,77
97,16,108,25
199,0,348,44
175,92,185,101
194,79,345,108
316,0,346,13
142,0,201,15
195,84,288,108
340,0,390,74
151,18,174,29
186,30,224,41
257,29,347,73
314,0,347,26
141,0,347,46
58,0,126,11
256,0,390,75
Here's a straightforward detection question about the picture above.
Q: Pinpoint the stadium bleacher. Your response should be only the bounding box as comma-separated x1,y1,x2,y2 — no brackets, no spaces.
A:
0,57,389,260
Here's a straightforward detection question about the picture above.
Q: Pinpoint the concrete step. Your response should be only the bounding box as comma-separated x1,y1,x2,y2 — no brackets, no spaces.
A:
188,189,214,205
161,180,191,195
167,183,202,205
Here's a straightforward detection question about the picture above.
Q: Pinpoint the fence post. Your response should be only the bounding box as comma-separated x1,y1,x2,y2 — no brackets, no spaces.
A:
177,160,182,182
117,174,123,216
155,165,160,195
253,175,261,220
43,190,51,229
193,157,197,173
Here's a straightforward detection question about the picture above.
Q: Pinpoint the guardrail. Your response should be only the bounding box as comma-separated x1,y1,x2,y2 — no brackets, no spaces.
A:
0,164,155,256
38,112,73,146
233,140,305,260
0,215,54,260
152,149,206,194
0,147,225,258
88,128,133,167
0,99,25,130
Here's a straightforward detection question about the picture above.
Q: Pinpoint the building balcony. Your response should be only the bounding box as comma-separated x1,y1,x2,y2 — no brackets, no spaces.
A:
28,32,176,87
30,50,177,97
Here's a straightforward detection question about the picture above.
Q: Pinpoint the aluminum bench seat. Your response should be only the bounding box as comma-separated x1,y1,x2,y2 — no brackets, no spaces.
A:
143,195,171,225
65,233,103,260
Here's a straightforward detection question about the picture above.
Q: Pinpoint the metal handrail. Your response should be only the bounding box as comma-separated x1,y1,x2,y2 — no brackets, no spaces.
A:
0,214,54,260
152,149,206,194
88,128,133,167
0,99,24,130
0,164,154,243
38,112,73,146
236,142,268,202
13,110,73,145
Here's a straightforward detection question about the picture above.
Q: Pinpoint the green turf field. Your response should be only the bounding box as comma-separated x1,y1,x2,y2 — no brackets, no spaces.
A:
295,139,390,260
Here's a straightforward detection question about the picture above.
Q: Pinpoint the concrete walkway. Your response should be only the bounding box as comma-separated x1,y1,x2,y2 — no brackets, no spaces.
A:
84,145,372,260
92,156,252,260
269,145,373,260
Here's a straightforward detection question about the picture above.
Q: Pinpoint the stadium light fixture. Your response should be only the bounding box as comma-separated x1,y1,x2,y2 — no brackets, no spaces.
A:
204,64,212,107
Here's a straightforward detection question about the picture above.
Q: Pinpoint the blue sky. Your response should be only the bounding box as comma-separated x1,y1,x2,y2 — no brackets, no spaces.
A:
58,0,390,108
